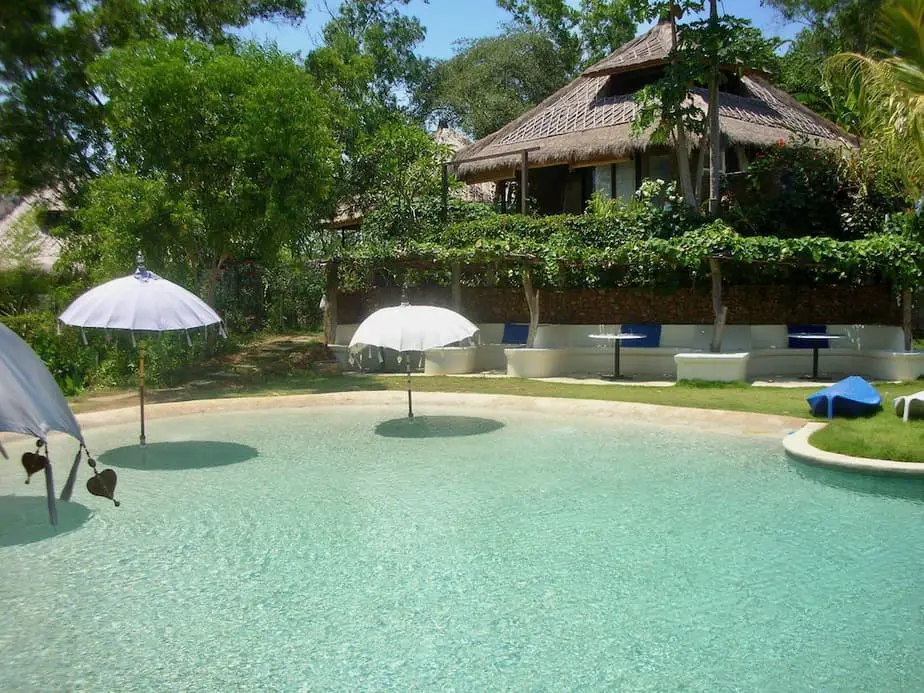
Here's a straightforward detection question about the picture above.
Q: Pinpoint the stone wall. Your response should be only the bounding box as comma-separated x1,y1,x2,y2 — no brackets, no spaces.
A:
338,284,902,325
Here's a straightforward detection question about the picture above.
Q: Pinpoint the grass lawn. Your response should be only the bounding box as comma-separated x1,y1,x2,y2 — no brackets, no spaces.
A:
69,332,924,463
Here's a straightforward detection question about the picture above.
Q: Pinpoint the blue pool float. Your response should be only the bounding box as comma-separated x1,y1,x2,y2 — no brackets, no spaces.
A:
806,376,882,419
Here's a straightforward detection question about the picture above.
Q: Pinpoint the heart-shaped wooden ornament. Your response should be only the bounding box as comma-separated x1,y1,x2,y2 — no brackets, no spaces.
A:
87,469,120,506
21,452,48,483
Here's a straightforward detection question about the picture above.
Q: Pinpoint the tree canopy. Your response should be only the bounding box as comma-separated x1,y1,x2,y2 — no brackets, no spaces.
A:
75,40,336,300
0,0,305,199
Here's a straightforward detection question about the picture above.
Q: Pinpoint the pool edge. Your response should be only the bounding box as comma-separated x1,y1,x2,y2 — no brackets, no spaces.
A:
784,422,924,476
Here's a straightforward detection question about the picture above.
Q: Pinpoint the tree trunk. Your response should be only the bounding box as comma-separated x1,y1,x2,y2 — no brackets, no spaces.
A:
451,261,462,313
522,267,540,348
709,258,727,353
902,289,913,351
708,0,721,217
669,6,697,209
324,260,340,348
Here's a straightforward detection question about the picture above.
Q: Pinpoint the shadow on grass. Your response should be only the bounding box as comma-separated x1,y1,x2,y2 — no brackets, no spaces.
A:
792,462,924,503
99,441,258,471
0,495,92,547
375,415,505,439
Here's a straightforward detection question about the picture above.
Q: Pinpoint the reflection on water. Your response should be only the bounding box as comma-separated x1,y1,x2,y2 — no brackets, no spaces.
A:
99,441,258,471
375,415,505,439
792,461,924,504
0,495,92,547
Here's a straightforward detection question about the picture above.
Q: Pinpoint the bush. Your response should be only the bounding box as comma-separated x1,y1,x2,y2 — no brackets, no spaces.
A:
3,309,236,395
2,311,100,396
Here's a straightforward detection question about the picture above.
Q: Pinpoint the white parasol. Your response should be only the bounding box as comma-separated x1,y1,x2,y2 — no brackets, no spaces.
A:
0,322,109,523
59,254,224,445
349,302,479,418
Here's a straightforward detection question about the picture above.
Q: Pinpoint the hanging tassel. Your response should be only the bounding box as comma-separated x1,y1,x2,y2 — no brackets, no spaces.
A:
81,328,88,346
376,348,384,365
44,460,58,526
418,353,424,370
56,321,62,336
131,331,136,347
60,445,84,501
218,323,227,339
185,329,192,347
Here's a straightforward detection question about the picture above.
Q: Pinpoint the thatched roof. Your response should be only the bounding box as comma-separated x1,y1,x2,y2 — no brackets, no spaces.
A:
0,191,63,271
453,22,857,183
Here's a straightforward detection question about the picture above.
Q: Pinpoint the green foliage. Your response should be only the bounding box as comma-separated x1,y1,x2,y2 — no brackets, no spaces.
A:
825,0,924,200
0,0,304,198
722,142,906,239
262,259,327,332
769,0,885,125
79,40,337,297
336,198,924,291
3,308,237,395
497,0,644,72
633,13,781,145
2,311,100,396
426,31,572,139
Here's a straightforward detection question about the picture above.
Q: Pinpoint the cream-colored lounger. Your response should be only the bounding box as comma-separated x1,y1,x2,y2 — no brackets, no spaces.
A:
893,391,924,422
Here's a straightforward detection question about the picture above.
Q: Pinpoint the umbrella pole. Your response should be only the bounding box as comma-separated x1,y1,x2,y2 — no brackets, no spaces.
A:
406,355,414,419
139,341,146,446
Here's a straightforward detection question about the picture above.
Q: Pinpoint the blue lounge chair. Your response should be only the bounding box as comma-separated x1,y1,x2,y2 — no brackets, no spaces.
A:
806,376,882,419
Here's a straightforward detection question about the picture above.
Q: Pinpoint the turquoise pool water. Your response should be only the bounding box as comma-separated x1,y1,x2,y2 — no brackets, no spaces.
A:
2,405,924,691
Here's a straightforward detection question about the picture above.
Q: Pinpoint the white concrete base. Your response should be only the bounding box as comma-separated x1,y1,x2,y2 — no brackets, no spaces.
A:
784,422,924,475
504,346,684,379
424,346,478,375
675,352,749,382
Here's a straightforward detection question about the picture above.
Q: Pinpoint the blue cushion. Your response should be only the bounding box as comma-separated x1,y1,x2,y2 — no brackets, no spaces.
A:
788,324,828,349
620,323,661,348
502,323,530,344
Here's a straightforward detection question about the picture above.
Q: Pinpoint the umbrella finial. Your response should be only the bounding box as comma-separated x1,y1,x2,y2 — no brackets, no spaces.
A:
135,250,152,281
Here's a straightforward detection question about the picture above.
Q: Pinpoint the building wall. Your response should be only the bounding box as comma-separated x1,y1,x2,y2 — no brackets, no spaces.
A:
338,284,901,326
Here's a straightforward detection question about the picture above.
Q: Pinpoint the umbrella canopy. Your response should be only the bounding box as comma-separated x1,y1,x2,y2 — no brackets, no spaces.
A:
349,303,479,419
0,321,87,524
59,267,221,333
0,321,84,447
59,261,223,446
349,303,479,354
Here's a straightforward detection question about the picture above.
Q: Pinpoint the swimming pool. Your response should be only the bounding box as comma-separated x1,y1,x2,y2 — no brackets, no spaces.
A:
2,397,923,691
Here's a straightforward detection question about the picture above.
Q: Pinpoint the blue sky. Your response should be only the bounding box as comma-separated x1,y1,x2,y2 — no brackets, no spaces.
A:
237,0,805,61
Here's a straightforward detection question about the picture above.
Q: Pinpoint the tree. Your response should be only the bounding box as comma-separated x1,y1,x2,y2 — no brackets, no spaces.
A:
764,1,885,127
632,2,780,209
497,0,645,73
826,0,924,202
631,1,779,351
425,31,571,139
306,0,434,225
0,0,304,199
78,40,337,304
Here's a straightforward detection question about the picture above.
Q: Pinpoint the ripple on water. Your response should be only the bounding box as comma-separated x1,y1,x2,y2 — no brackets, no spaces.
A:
1,404,923,692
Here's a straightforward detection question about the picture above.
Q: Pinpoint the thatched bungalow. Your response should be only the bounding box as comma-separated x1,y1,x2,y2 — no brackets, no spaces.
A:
451,19,857,215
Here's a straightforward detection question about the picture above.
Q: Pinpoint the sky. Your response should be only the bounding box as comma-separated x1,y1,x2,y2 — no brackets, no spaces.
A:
236,0,806,61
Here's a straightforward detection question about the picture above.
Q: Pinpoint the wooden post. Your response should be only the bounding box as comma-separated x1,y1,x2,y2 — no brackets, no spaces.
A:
709,257,727,353
520,150,529,215
522,267,540,347
441,163,449,221
451,261,462,313
324,260,340,348
902,288,913,351
707,0,721,216
138,341,146,447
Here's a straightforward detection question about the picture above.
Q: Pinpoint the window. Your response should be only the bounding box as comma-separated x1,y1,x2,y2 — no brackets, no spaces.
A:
593,160,636,202
647,154,672,183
